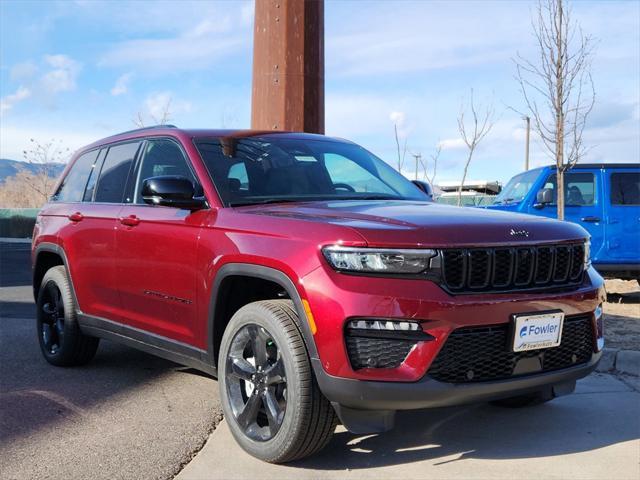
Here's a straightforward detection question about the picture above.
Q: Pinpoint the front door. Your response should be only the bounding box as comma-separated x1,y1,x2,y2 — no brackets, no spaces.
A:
529,170,605,260
114,138,206,345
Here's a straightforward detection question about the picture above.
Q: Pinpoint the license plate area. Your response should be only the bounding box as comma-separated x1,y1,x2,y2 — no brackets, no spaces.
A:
512,310,564,352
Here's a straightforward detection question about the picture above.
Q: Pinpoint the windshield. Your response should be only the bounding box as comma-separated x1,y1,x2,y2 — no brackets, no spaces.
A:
493,169,540,204
194,136,426,206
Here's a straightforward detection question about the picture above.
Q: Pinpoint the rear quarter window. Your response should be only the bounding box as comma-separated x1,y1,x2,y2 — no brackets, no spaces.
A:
53,150,100,203
610,172,640,205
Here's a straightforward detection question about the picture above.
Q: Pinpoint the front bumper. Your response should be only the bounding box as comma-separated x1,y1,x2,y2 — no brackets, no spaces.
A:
313,351,601,411
303,266,606,381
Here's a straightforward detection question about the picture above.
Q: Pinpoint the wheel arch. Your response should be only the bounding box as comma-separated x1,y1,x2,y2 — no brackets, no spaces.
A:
33,243,79,309
208,263,319,367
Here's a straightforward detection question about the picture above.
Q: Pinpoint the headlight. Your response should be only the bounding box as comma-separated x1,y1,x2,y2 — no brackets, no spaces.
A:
322,246,437,274
584,239,591,270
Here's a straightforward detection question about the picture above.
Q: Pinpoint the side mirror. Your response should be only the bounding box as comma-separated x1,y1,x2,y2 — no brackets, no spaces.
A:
412,180,434,201
142,176,206,210
534,188,554,209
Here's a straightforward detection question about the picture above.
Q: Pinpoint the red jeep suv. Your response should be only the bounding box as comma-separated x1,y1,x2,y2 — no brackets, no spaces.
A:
32,126,605,462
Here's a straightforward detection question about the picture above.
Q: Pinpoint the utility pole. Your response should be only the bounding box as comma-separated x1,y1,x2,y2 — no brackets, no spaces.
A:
523,115,531,171
412,153,421,180
251,0,324,133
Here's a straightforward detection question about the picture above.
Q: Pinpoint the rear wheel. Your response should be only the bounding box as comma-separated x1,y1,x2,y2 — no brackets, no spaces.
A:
37,266,99,366
219,300,337,463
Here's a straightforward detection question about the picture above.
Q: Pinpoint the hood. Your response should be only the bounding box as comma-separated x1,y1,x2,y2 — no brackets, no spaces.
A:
237,200,588,247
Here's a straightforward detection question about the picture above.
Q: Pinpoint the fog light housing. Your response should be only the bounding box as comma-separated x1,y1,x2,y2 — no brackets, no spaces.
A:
595,303,604,351
344,319,434,370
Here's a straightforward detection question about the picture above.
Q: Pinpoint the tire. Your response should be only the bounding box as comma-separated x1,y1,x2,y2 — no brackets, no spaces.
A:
36,266,99,366
218,299,337,463
490,390,554,408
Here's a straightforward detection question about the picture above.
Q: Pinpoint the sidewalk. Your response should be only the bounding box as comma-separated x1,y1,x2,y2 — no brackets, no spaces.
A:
176,373,640,480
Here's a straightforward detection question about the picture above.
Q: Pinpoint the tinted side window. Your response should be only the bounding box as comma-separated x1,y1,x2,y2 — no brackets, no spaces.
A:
134,139,196,203
611,172,640,205
95,142,140,203
54,150,99,202
542,172,595,206
82,149,106,202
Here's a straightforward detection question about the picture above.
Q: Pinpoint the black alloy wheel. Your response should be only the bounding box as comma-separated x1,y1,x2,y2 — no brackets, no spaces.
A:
40,281,66,355
225,324,287,441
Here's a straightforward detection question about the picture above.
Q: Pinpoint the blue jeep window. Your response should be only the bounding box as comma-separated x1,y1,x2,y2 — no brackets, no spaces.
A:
542,172,595,206
610,172,640,205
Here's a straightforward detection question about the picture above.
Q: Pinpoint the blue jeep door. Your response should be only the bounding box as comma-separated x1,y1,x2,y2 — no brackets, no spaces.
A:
530,169,605,261
605,170,640,262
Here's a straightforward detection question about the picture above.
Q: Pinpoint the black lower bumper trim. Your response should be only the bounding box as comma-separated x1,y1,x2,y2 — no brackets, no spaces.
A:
312,351,601,411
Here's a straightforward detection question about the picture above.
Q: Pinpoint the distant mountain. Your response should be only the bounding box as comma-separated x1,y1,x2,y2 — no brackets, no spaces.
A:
0,158,66,183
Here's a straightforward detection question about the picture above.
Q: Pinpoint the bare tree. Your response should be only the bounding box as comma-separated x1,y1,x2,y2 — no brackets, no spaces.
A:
422,144,441,187
19,138,69,205
393,122,408,173
456,90,495,206
514,0,596,220
133,96,173,127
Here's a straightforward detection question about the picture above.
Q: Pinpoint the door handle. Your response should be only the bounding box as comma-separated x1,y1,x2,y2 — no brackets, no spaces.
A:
68,212,84,222
119,215,140,227
581,216,600,223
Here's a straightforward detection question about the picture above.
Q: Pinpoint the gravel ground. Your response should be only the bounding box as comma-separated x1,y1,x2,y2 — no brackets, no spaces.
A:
603,279,640,350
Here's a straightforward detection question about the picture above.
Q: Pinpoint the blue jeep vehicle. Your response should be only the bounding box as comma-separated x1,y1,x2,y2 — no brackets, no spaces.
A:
487,164,640,281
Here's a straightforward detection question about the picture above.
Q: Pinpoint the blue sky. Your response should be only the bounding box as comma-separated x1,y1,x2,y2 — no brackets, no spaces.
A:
1,0,638,184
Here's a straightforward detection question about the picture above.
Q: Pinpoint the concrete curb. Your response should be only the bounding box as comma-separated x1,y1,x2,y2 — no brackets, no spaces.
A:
0,237,32,243
596,348,640,377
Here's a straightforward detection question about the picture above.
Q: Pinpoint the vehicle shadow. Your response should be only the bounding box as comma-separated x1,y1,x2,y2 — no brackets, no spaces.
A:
294,377,639,470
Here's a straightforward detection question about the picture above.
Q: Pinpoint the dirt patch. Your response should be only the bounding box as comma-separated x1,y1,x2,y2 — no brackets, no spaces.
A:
603,279,640,350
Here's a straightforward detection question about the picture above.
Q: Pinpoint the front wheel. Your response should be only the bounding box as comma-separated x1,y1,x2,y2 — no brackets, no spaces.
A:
218,300,337,463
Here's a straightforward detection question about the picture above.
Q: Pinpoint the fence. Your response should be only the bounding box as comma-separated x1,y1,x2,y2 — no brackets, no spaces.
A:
435,195,496,207
0,208,39,238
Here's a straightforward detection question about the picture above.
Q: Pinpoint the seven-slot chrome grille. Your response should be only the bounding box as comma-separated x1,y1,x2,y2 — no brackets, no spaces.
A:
441,243,585,293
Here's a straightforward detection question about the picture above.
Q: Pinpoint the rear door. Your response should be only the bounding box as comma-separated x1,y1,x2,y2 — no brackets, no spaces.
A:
55,141,141,321
530,169,605,259
605,169,640,262
114,137,205,345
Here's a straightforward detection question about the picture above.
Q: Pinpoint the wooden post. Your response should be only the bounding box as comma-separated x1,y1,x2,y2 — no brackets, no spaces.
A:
251,0,324,133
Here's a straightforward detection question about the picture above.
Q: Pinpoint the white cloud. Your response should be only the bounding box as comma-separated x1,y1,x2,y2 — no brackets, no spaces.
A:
41,54,81,93
138,91,192,125
438,138,466,150
110,73,133,96
10,61,38,82
0,86,31,114
99,14,244,73
0,124,100,160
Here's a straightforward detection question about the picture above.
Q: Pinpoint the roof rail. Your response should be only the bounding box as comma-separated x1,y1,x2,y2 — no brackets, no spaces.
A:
111,124,178,137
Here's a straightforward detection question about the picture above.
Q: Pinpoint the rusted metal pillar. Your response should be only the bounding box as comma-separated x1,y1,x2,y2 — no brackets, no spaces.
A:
251,0,324,133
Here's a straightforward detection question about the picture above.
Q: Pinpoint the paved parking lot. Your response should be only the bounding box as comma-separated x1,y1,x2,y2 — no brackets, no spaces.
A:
179,372,640,480
0,243,222,480
2,241,639,479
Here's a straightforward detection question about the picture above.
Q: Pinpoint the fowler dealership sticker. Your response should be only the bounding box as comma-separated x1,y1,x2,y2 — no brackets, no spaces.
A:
513,311,565,352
